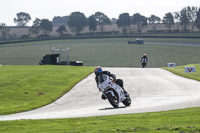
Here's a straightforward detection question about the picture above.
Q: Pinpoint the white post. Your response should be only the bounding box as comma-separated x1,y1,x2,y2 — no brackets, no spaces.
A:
51,47,55,54
59,49,61,64
49,40,52,54
67,48,70,65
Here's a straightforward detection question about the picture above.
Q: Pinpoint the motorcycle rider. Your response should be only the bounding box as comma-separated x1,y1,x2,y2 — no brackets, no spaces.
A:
141,54,148,68
94,66,128,99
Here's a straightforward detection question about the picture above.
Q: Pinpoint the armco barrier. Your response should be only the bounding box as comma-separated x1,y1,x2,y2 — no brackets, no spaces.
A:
185,66,196,73
1,35,200,45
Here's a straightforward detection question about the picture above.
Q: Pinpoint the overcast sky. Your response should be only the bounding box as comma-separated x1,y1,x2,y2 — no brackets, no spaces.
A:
0,0,200,26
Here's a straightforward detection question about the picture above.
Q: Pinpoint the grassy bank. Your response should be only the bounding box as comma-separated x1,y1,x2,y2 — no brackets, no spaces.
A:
0,65,94,115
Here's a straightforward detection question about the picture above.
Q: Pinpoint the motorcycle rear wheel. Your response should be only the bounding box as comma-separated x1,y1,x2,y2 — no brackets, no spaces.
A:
107,92,119,108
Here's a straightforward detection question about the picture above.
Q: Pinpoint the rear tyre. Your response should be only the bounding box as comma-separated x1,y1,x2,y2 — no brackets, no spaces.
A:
107,92,119,108
122,96,131,106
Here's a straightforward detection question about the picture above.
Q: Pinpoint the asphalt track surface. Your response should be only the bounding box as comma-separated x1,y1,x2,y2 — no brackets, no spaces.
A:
1,68,200,121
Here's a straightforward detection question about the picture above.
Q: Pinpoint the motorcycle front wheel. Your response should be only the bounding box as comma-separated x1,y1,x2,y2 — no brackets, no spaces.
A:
122,96,131,106
142,62,146,68
107,92,119,108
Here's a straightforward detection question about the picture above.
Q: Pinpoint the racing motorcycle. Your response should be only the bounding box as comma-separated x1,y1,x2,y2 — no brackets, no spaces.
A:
98,74,131,108
141,58,148,68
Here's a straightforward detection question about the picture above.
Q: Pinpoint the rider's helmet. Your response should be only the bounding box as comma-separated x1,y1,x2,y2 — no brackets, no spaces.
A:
94,66,102,75
144,54,146,56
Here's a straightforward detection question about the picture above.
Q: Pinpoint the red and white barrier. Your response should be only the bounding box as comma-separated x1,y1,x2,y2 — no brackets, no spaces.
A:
185,66,196,73
167,63,176,67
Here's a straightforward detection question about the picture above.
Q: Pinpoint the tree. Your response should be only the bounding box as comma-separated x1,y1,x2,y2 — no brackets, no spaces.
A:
67,12,88,34
14,12,31,26
88,15,97,32
33,18,41,27
173,12,181,31
162,12,174,31
117,13,130,34
52,16,68,27
56,25,67,36
131,13,147,33
94,12,111,32
179,8,190,32
195,8,200,32
0,23,10,40
40,19,53,35
148,15,161,32
186,6,198,31
29,18,41,36
111,18,117,24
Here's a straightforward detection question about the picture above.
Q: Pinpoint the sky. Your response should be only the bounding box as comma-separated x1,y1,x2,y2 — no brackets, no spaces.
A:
0,0,200,26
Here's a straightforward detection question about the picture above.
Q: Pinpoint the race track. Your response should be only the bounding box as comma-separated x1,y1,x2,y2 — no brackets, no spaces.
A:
1,68,200,121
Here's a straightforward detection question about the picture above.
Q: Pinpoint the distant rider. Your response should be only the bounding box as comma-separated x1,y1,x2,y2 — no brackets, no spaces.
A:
94,66,128,99
141,54,148,68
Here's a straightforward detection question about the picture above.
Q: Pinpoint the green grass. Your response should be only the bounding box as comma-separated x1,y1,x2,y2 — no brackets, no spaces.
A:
0,65,94,115
1,65,200,132
0,107,200,132
1,39,200,132
0,38,200,67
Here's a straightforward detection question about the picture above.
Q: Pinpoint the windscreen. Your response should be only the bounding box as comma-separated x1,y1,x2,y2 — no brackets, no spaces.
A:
99,74,108,83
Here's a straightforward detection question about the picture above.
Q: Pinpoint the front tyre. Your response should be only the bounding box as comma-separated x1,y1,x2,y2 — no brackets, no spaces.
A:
122,96,131,106
107,92,119,108
142,62,146,68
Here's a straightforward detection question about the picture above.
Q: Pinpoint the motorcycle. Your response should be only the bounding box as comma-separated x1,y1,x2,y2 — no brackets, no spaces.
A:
98,74,131,108
141,58,148,68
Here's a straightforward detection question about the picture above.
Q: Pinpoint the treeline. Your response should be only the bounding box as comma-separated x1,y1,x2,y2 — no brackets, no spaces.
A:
0,6,200,40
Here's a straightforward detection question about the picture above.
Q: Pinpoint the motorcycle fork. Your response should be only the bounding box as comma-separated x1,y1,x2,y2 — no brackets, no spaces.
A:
107,88,118,100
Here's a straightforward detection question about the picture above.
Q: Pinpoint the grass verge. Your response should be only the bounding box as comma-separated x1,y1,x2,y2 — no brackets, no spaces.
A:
0,107,200,132
1,64,200,132
163,64,200,82
0,65,94,115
